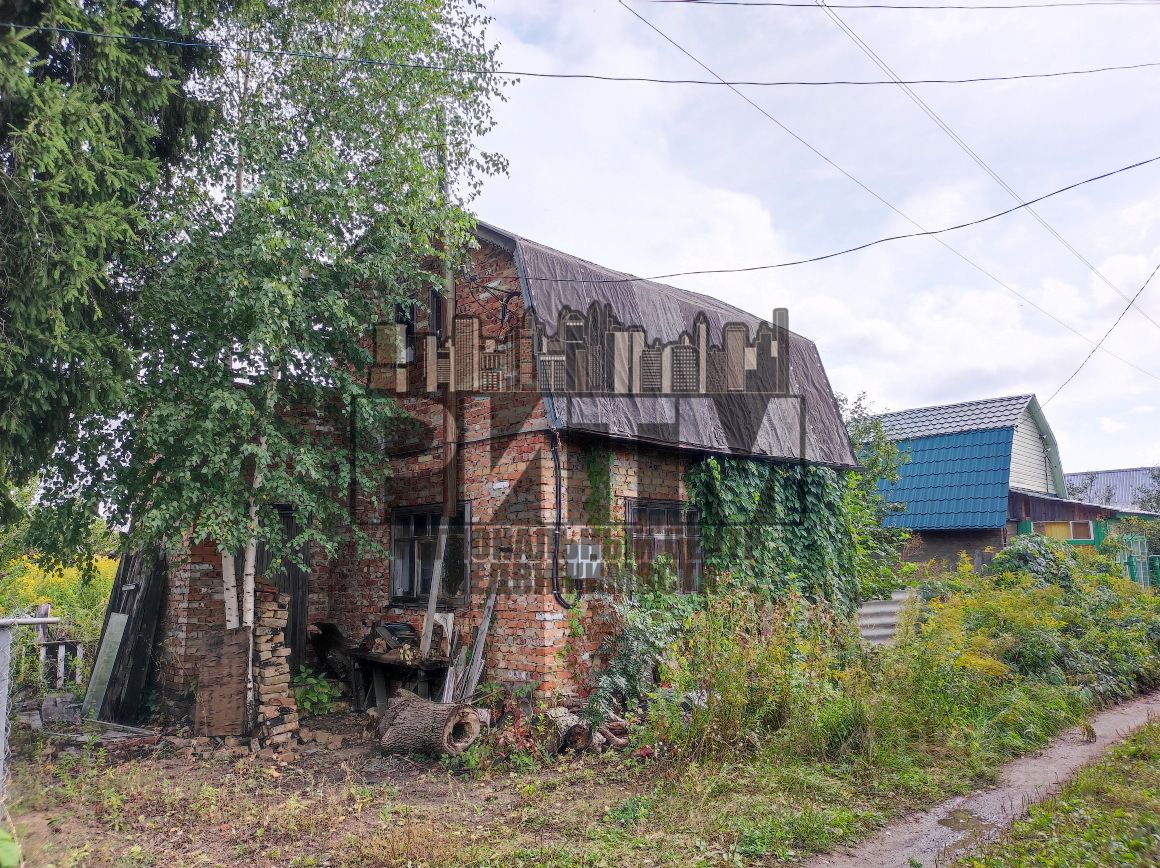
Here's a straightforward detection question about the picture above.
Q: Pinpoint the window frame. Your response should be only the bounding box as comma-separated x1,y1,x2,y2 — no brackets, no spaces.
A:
389,502,470,608
624,498,702,594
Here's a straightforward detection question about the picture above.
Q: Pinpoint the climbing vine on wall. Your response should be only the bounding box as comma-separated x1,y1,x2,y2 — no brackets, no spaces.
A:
582,446,613,531
685,457,860,614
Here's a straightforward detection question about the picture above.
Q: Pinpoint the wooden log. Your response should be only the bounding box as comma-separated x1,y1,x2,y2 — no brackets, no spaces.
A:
378,689,480,757
545,706,592,754
598,724,629,751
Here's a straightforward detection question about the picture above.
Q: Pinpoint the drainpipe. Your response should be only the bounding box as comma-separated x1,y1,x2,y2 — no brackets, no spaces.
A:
549,430,572,610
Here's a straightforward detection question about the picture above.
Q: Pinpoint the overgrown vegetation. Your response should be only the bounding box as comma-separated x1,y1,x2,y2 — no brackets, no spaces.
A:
0,556,117,696
10,538,1160,865
961,720,1160,867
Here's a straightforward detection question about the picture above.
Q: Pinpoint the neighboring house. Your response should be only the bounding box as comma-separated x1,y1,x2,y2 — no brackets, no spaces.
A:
1064,467,1160,512
156,223,856,717
875,394,1117,567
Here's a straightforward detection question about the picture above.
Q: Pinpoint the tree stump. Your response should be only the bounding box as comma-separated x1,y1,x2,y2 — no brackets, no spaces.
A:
377,689,480,756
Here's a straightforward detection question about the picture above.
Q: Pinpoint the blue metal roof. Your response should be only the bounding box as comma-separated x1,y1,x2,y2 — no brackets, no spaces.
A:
880,428,1014,530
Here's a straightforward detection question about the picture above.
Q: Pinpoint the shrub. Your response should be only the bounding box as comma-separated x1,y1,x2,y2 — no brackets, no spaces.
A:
292,668,342,717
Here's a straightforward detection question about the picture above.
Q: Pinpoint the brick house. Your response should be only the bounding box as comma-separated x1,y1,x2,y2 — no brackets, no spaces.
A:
156,223,856,713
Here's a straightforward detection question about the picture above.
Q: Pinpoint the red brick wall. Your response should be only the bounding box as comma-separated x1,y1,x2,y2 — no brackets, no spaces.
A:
159,240,703,701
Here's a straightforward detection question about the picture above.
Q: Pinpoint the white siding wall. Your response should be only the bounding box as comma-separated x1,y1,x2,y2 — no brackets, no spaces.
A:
1009,407,1056,494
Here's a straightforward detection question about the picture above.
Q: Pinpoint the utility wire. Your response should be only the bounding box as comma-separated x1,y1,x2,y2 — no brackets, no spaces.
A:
618,0,1160,382
656,0,1160,8
522,154,1159,281
814,0,1160,333
4,21,1160,88
1044,259,1160,404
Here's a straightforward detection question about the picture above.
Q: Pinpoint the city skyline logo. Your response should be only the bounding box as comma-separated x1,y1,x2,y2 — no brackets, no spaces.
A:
370,300,794,400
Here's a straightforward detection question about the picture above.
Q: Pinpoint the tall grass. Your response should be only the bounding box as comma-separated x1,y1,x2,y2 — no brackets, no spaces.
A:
643,542,1160,779
0,556,117,693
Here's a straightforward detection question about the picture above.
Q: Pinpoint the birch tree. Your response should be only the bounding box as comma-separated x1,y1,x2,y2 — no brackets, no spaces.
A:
39,1,506,637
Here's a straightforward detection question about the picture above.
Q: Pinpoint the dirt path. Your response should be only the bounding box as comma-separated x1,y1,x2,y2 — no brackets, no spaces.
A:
808,690,1160,868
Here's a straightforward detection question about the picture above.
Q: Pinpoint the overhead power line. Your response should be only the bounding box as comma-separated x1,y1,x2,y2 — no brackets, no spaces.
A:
4,21,1160,89
655,0,1160,8
523,154,1160,281
1044,259,1160,404
813,0,1160,334
618,0,1160,383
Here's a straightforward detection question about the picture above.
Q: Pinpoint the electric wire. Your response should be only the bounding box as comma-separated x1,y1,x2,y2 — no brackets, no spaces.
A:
1044,259,1160,404
813,0,1160,332
520,153,1159,281
2,21,1159,88
618,0,1160,382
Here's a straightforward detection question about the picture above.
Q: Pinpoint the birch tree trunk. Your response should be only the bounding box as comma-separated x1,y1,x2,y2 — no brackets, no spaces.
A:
221,551,240,629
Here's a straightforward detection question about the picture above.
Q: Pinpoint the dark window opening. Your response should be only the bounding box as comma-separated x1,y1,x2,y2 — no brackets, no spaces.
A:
628,500,701,594
428,286,445,339
391,504,469,606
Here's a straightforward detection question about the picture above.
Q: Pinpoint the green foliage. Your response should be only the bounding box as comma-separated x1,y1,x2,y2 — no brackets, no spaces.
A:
36,1,509,571
581,447,613,531
641,549,1160,775
1116,516,1160,556
685,456,862,613
988,533,1078,586
1138,467,1160,514
837,392,911,600
0,826,19,868
0,1,221,520
584,592,699,724
292,668,341,717
0,556,117,695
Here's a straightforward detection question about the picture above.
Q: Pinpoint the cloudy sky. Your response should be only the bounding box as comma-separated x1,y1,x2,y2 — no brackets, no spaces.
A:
471,0,1160,471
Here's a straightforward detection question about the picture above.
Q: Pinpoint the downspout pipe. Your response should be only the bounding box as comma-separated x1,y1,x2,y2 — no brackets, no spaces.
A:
550,430,572,610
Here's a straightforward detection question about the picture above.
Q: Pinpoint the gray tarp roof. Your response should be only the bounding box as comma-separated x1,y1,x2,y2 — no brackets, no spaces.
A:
477,223,857,468
876,394,1034,440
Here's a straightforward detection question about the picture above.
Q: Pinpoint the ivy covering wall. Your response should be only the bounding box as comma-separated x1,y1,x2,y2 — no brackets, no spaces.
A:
685,456,861,613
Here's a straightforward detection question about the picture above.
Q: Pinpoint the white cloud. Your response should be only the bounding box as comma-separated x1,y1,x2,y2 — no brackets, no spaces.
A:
476,0,1160,469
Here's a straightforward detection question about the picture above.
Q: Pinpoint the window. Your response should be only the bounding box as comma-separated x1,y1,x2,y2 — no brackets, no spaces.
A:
628,500,701,593
1032,520,1093,542
391,504,468,606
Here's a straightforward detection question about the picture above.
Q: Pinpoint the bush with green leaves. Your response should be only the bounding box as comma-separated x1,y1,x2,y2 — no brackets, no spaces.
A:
292,668,342,717
988,533,1078,587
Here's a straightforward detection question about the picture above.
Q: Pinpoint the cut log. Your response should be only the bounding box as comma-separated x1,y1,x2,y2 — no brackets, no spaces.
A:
598,724,629,750
545,706,592,754
378,689,480,757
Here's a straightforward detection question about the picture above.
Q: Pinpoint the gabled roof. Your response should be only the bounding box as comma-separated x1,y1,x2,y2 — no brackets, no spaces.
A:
882,428,1014,530
876,394,1033,440
1064,467,1159,511
476,223,857,467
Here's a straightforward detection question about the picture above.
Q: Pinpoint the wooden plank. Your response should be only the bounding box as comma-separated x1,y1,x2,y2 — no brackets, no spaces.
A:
457,576,498,703
102,551,168,723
